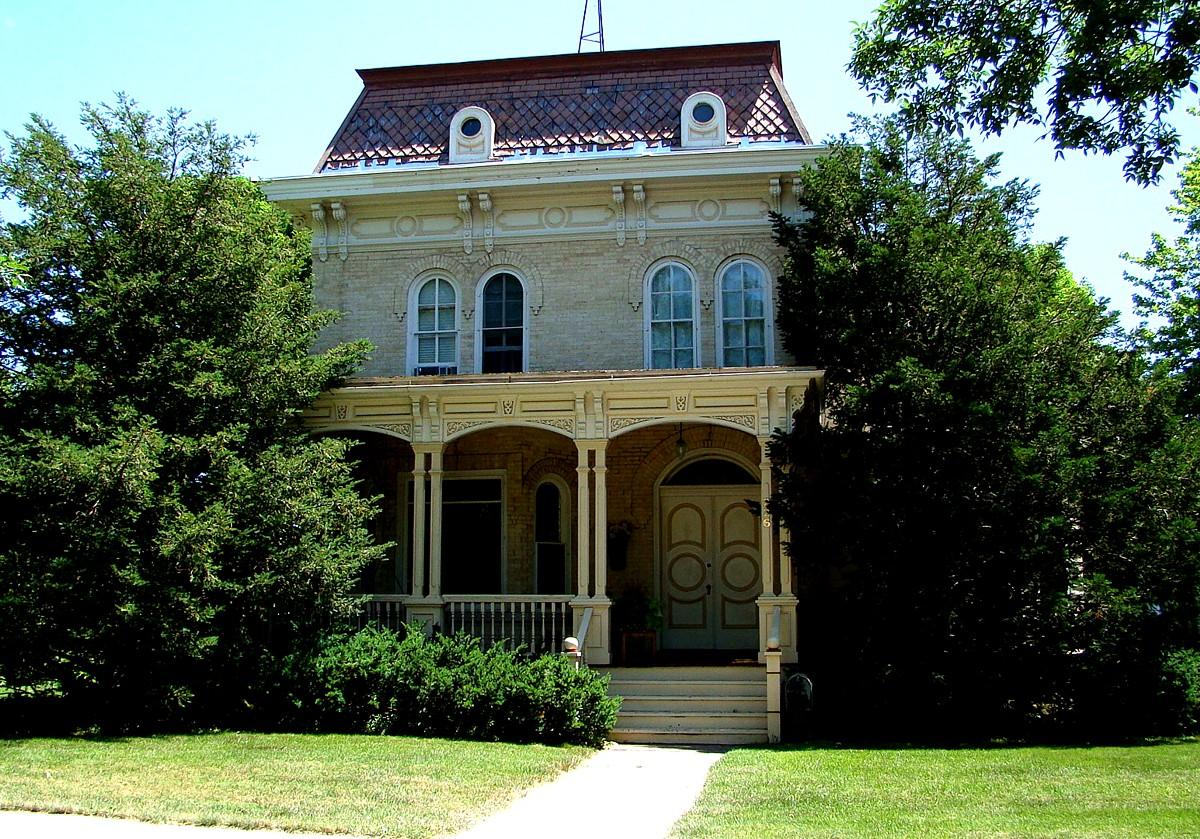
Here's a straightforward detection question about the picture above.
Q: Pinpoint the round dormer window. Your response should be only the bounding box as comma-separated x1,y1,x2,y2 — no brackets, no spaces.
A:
692,102,715,124
460,117,482,137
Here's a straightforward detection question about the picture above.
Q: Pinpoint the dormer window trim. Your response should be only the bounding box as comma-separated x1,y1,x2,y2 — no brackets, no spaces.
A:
449,106,495,163
680,91,728,149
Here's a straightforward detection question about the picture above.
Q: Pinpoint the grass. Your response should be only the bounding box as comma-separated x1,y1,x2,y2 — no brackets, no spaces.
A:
0,732,589,837
670,741,1200,838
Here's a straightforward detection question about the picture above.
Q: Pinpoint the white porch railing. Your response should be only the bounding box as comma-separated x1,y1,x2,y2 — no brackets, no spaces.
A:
444,595,574,655
360,595,407,632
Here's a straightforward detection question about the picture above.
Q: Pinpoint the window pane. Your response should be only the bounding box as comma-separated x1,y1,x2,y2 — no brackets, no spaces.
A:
437,305,454,330
484,278,503,303
437,280,455,304
747,320,765,347
536,483,561,542
726,347,745,366
505,295,522,326
674,348,693,367
651,270,670,295
651,291,669,320
672,291,691,319
651,322,671,349
438,334,455,360
747,346,766,366
745,288,765,318
418,335,436,363
418,306,435,331
651,348,671,369
674,322,693,349
724,321,744,348
418,282,436,304
723,290,743,318
484,299,502,326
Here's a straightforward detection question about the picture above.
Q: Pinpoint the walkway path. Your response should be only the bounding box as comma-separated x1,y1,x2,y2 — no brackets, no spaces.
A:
0,743,724,839
447,743,725,839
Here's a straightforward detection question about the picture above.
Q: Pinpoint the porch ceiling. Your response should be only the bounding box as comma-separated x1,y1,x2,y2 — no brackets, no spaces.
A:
305,366,822,443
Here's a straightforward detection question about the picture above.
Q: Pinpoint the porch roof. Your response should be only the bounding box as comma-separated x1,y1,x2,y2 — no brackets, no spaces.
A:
306,366,823,444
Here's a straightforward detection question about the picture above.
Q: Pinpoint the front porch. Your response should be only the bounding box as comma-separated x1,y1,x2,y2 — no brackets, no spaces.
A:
317,367,820,667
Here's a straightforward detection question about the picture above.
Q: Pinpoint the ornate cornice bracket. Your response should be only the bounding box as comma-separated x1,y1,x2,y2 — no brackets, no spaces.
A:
457,193,473,255
632,184,647,245
768,177,782,214
311,202,328,262
612,185,626,247
330,201,348,261
478,191,494,253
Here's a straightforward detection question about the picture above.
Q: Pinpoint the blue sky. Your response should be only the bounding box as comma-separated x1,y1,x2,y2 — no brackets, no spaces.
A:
2,0,1195,325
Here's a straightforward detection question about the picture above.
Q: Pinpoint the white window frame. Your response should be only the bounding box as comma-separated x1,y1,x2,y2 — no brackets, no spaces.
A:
406,274,461,376
449,106,495,163
680,91,728,149
474,268,530,374
714,256,775,368
643,259,702,369
534,475,573,595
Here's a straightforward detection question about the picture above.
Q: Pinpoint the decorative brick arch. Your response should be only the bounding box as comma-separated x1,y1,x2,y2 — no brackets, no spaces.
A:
626,240,715,311
522,454,577,490
473,248,546,314
719,238,786,280
393,254,471,322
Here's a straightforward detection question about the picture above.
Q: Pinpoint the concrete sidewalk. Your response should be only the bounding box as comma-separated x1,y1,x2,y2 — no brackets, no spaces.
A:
0,810,344,838
447,743,725,839
0,743,724,839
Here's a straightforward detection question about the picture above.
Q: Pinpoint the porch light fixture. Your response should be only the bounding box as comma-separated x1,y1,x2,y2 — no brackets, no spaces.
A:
675,423,687,460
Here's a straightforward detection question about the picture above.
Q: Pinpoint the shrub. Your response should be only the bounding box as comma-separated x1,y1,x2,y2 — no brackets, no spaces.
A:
310,626,618,747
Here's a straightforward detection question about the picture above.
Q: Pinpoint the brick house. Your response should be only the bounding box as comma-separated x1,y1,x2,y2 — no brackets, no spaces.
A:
263,42,824,742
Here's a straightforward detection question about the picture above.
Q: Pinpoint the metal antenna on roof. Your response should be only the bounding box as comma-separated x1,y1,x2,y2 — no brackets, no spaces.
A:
578,0,604,52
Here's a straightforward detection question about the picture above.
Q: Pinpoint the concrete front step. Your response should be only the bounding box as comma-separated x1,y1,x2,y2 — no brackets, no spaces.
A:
609,727,769,745
618,695,768,713
600,665,771,745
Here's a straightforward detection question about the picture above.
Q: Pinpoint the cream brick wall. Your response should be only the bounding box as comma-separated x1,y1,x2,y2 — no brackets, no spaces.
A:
313,229,794,377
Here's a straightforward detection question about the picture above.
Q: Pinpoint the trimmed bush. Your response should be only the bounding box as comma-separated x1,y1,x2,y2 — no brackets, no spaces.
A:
310,626,618,747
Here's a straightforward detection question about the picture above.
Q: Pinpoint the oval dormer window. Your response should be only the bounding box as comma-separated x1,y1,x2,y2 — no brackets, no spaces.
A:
449,107,494,163
681,92,727,149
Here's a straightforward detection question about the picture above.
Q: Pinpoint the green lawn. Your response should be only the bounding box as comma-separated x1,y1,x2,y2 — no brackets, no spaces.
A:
670,741,1200,838
0,732,589,837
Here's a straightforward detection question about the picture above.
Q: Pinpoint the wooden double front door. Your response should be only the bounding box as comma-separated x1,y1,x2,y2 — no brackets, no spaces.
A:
660,486,761,650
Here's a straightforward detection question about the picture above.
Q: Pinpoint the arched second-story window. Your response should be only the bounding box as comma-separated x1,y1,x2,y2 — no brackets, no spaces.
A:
717,259,772,367
410,277,458,375
645,261,698,369
479,271,525,373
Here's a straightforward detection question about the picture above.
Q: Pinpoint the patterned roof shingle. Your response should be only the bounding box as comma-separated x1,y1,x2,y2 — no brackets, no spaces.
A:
318,42,811,172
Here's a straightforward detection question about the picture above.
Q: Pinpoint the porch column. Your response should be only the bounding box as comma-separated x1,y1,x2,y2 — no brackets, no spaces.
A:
575,442,591,598
412,449,428,597
427,446,445,599
592,443,608,598
406,444,444,635
756,436,798,663
570,440,611,665
758,438,776,597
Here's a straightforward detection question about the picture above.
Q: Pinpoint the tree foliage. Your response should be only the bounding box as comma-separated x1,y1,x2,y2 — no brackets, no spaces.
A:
0,98,384,730
773,117,1200,736
850,0,1200,184
1129,141,1200,414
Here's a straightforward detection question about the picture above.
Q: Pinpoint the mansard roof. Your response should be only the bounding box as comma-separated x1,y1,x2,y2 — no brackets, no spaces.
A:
317,41,811,172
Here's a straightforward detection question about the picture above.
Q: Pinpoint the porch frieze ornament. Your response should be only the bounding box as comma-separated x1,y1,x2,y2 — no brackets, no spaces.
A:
334,402,349,422
609,415,653,433
527,417,575,433
674,394,688,412
501,397,515,416
457,193,473,255
311,203,328,262
632,184,646,244
612,185,626,247
478,192,494,253
330,201,349,261
768,177,782,214
721,413,757,431
369,422,412,438
445,419,488,436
